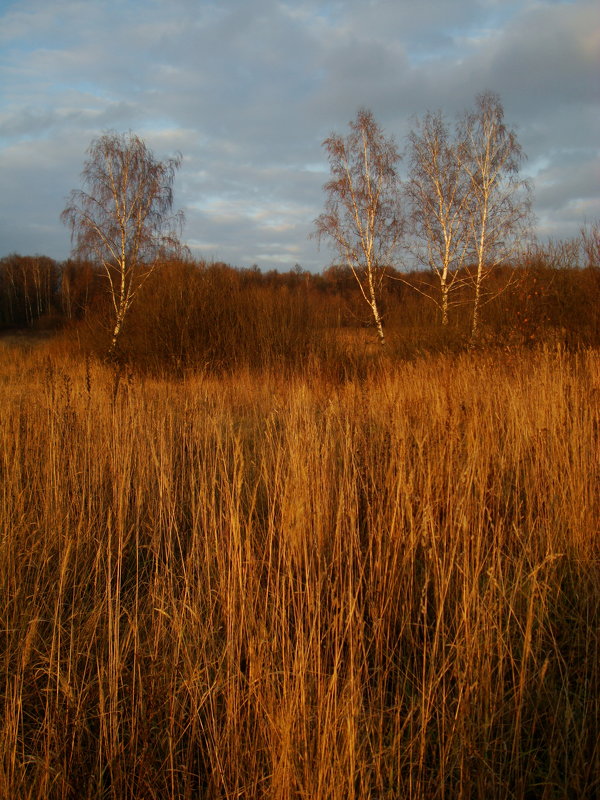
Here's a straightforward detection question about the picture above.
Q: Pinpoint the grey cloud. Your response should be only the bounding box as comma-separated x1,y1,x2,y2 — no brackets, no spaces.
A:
0,0,598,269
480,2,598,109
535,156,600,209
0,101,141,139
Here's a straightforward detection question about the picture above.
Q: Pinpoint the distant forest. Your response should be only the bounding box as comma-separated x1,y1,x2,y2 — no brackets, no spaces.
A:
1,242,600,374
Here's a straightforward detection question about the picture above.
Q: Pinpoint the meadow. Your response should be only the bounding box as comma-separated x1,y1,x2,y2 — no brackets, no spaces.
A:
0,339,598,799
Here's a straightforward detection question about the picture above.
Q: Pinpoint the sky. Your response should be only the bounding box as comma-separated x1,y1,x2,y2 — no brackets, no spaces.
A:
0,0,598,272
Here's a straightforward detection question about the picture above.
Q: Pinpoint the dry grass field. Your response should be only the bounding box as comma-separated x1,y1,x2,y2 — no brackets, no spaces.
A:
0,341,598,799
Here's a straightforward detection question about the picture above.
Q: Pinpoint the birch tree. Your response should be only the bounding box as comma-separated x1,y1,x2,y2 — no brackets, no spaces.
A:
457,92,532,342
580,220,600,269
313,109,403,345
61,131,185,359
405,110,471,325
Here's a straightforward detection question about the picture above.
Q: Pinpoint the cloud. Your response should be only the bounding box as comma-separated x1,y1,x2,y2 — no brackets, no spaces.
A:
0,0,598,268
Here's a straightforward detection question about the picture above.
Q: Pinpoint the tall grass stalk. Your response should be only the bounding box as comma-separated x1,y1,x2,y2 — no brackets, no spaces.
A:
0,343,598,798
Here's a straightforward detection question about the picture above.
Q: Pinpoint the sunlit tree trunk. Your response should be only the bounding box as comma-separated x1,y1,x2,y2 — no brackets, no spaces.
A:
404,110,470,328
441,280,450,326
471,210,488,342
367,268,385,345
62,132,185,362
456,92,532,345
314,109,403,347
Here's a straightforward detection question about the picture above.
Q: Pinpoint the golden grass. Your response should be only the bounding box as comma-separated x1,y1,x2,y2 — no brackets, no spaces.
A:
0,342,598,799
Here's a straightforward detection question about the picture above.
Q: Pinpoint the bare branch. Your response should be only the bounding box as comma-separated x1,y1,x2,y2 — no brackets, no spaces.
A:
456,92,533,342
61,131,185,359
312,109,404,345
405,110,471,325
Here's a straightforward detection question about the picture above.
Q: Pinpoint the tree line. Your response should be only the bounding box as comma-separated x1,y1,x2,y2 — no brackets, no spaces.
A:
2,249,600,371
1,90,599,368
